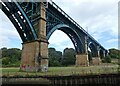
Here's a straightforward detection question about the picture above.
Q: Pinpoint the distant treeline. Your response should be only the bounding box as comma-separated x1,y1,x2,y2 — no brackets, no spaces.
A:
1,47,21,67
0,47,120,67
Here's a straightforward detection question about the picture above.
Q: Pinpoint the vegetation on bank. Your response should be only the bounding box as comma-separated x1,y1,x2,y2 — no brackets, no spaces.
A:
0,47,119,76
0,47,120,67
1,64,119,76
0,47,21,67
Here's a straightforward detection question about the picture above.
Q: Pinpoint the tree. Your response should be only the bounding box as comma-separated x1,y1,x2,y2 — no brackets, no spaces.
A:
109,48,120,59
48,48,62,67
2,57,10,65
1,47,22,66
102,55,111,63
61,48,76,66
1,47,7,57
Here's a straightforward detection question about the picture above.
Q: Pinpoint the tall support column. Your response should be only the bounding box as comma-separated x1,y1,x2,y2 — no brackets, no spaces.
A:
92,46,101,65
38,2,49,72
20,3,48,72
76,36,89,66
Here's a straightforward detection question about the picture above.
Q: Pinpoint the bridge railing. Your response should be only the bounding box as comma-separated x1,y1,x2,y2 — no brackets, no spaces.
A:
48,0,105,50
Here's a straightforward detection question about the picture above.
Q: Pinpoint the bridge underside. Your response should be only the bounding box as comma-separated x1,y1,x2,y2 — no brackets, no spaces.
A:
1,1,108,72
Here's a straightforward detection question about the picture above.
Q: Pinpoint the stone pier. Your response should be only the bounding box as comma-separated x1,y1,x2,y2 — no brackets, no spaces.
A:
20,40,49,72
92,57,101,65
20,3,49,72
76,54,89,66
92,47,101,65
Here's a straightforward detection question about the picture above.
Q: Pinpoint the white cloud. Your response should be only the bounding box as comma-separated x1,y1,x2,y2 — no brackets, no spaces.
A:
48,30,74,51
0,10,21,49
106,39,118,43
54,0,118,39
92,33,103,41
48,30,69,44
52,0,119,50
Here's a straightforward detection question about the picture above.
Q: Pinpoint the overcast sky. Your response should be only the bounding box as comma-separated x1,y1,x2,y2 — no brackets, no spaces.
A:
0,0,119,52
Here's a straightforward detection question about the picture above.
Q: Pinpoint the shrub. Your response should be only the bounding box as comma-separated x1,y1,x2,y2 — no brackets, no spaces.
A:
2,57,10,65
102,55,111,63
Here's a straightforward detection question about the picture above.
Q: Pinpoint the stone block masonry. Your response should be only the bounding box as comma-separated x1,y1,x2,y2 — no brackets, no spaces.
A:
76,54,89,66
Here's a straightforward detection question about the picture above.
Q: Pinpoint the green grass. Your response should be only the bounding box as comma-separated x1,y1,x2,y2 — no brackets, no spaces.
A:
0,63,119,77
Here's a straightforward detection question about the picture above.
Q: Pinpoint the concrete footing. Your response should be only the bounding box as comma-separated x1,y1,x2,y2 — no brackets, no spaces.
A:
76,54,89,66
92,57,101,65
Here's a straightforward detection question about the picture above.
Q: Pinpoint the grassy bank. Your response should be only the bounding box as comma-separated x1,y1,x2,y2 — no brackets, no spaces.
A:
1,64,119,77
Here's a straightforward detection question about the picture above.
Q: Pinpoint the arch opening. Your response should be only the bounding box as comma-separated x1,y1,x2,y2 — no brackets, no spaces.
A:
100,49,104,59
48,30,74,52
47,24,84,54
88,42,98,57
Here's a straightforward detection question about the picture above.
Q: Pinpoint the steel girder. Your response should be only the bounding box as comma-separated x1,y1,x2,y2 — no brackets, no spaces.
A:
47,24,84,54
88,42,98,57
47,1,107,53
1,1,37,42
19,2,41,29
1,1,107,54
